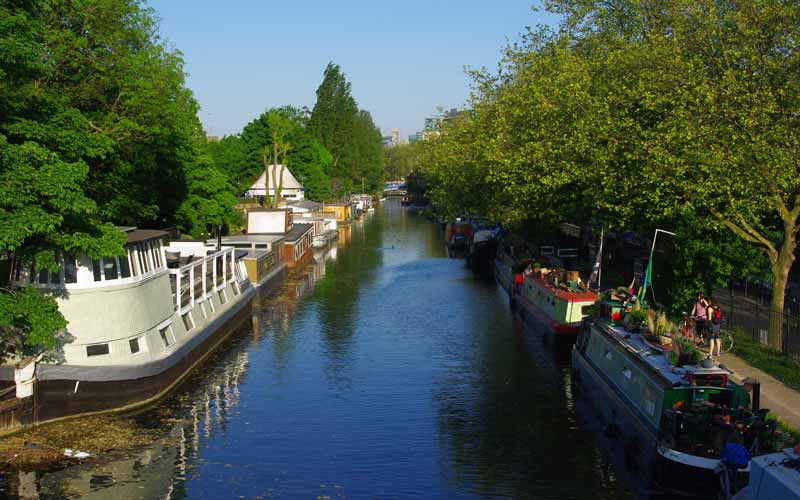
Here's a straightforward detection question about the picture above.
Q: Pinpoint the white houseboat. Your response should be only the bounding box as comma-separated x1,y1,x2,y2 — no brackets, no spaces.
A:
3,227,255,426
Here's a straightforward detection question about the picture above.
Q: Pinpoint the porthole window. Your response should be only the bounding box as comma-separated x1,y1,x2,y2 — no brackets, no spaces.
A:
86,343,110,357
218,290,227,305
129,338,141,354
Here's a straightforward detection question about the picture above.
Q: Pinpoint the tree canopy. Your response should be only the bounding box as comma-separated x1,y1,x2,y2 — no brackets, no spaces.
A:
308,63,383,197
422,0,800,348
1,0,206,356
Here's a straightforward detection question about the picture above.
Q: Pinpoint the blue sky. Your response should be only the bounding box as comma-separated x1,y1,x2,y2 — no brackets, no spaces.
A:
148,1,558,139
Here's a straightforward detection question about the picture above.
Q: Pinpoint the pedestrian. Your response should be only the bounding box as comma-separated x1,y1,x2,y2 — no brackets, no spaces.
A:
691,292,709,345
708,300,722,358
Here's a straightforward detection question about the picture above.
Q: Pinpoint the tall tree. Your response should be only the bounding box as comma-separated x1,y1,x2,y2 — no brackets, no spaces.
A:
308,63,383,197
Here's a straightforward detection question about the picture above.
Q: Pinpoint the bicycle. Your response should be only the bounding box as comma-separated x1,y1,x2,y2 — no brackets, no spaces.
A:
681,313,734,354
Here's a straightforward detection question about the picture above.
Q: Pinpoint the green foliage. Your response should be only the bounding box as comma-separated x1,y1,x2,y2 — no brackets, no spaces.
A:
732,329,800,391
212,106,333,201
308,63,383,197
0,0,207,358
383,141,431,180
422,0,800,347
176,149,240,239
0,287,66,360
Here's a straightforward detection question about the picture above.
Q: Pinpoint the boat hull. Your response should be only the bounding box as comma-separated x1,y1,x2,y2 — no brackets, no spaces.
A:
572,343,745,498
515,291,581,340
467,238,499,278
10,286,255,427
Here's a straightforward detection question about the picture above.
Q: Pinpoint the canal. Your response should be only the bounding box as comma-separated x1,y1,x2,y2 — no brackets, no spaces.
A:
12,203,639,499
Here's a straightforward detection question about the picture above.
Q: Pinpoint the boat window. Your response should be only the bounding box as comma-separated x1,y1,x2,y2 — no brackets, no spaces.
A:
159,326,174,347
86,343,110,357
150,242,160,268
128,249,138,276
103,258,118,280
232,282,240,296
64,255,78,283
138,245,149,274
182,311,195,331
582,305,593,315
218,290,227,305
119,253,131,278
129,338,140,354
92,259,102,282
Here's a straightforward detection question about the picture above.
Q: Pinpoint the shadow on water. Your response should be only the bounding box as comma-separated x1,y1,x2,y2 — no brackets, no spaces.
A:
3,203,655,499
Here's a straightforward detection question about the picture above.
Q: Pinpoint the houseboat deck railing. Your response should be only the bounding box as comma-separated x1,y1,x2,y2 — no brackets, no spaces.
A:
168,246,239,315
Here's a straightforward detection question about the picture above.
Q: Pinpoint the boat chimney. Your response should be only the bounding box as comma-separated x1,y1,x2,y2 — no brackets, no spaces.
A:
752,381,761,411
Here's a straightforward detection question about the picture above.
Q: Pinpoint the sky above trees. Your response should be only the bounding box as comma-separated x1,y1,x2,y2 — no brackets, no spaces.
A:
148,0,558,138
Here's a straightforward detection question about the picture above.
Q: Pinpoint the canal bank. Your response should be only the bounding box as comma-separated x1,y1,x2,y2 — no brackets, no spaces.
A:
0,203,638,499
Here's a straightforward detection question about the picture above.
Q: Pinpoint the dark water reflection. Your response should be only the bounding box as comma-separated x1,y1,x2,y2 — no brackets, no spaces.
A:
11,203,637,499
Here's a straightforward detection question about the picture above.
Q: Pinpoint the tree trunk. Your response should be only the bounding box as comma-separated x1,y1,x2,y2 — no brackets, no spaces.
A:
277,156,286,208
271,134,279,208
261,149,269,208
769,224,797,351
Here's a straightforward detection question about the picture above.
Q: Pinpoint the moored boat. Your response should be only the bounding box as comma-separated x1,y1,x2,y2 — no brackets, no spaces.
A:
466,223,501,278
731,447,800,499
2,228,255,429
572,313,781,498
444,219,473,252
513,265,596,340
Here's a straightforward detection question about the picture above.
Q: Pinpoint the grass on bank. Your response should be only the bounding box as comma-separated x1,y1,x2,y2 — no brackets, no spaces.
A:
730,329,800,391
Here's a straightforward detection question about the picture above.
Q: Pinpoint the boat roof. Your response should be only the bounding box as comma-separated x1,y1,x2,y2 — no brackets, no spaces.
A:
211,234,286,245
125,229,168,244
594,321,732,388
529,274,597,302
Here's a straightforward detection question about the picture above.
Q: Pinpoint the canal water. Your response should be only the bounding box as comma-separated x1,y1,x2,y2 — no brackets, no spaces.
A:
11,204,639,499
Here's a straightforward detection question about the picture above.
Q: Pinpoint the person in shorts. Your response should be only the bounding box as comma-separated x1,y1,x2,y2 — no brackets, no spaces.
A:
708,300,722,358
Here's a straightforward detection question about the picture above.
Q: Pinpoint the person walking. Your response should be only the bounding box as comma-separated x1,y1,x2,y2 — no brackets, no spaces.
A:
708,300,722,358
691,292,709,345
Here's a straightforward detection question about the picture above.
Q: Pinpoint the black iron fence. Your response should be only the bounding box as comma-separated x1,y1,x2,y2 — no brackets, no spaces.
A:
713,283,800,355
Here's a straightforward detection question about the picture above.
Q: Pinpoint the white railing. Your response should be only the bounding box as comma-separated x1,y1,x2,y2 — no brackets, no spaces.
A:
168,246,240,315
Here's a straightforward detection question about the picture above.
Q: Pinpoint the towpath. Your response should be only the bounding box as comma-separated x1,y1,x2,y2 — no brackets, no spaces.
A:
719,352,800,430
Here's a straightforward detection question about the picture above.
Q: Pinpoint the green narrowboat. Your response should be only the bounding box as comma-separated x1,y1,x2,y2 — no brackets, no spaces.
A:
572,317,779,498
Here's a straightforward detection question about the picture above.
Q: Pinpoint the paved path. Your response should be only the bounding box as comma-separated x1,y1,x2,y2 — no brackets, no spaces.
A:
719,352,800,430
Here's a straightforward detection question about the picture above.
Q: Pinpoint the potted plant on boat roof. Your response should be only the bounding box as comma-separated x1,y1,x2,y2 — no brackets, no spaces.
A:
623,303,647,333
668,337,704,367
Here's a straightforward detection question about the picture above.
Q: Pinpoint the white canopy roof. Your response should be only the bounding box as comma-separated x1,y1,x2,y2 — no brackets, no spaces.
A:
248,165,303,191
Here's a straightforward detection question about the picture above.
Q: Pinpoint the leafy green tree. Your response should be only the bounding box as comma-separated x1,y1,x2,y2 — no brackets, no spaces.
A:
215,106,332,201
308,63,383,197
0,1,127,358
176,150,240,239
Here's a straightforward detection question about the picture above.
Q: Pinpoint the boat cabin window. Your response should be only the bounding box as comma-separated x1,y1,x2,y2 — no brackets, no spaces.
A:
218,290,227,305
182,311,195,331
92,260,102,282
64,255,78,283
119,254,131,278
86,343,110,357
103,258,118,280
159,326,174,348
129,338,140,354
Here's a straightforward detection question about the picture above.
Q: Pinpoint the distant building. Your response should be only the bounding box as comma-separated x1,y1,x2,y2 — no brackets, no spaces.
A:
244,165,304,201
207,135,220,142
419,108,459,140
408,133,421,143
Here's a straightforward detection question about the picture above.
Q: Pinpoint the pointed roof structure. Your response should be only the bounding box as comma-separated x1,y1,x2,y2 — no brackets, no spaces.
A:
247,165,303,191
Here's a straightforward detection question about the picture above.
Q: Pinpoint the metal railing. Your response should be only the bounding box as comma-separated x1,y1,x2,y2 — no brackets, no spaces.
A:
168,247,238,315
713,285,800,355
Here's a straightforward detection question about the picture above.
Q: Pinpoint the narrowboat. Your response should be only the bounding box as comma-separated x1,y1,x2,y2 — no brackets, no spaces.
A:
513,266,596,339
572,315,780,498
444,219,473,251
466,223,500,278
2,228,255,428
